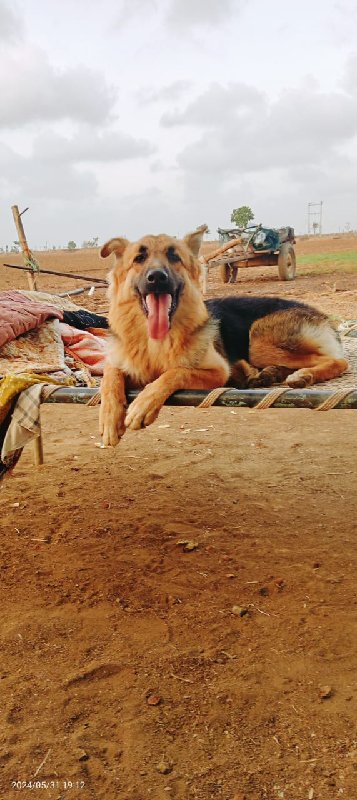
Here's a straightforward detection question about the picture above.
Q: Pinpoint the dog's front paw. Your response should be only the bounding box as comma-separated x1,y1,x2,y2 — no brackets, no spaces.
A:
248,366,284,388
99,402,126,446
125,388,163,431
286,369,314,388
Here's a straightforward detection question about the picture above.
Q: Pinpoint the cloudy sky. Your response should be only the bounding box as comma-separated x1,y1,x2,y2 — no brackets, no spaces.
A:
1,0,357,248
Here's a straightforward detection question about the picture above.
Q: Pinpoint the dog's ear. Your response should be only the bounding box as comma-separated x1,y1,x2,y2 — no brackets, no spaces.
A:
183,224,208,257
100,237,129,259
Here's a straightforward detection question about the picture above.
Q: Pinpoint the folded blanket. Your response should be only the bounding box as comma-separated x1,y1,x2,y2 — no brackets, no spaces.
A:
0,290,63,347
0,319,68,376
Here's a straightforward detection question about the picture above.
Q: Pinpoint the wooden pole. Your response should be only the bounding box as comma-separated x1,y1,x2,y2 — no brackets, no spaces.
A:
11,205,39,291
43,386,357,410
33,419,44,466
3,262,108,285
201,264,208,295
11,205,44,464
203,237,243,264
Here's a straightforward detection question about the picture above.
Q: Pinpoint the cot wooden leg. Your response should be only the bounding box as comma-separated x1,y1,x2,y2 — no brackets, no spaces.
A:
33,427,44,465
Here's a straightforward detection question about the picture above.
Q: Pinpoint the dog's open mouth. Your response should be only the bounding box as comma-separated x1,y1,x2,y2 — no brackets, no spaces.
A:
141,292,176,340
136,264,183,340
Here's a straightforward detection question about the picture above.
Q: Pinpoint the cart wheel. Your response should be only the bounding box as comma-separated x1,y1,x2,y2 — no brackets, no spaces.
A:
278,243,296,280
220,263,230,283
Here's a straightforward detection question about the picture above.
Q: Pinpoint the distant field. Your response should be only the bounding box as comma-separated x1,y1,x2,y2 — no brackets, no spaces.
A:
1,234,357,312
297,249,357,274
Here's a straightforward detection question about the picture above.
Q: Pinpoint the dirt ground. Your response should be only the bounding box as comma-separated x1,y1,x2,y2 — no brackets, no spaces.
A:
0,235,356,800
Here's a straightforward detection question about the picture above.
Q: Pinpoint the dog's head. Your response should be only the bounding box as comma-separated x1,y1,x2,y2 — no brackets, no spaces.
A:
101,225,207,340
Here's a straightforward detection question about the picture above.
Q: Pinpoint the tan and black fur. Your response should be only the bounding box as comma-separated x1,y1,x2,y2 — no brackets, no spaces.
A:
99,227,348,445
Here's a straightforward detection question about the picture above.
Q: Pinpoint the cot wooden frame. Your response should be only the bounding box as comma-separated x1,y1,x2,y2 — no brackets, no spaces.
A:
43,386,357,410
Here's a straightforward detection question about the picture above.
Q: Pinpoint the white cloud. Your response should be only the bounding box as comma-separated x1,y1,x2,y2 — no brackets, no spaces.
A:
0,47,116,128
115,0,158,26
0,140,97,202
165,0,246,30
1,0,357,245
0,0,23,41
114,0,245,32
161,82,265,128
0,122,156,214
32,129,155,163
172,82,357,177
137,80,193,106
342,54,357,95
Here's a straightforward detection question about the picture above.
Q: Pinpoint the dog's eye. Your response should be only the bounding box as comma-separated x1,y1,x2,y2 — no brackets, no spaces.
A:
166,246,181,264
134,246,148,264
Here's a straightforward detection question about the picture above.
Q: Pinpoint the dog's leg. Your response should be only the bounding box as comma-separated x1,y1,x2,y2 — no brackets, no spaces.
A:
235,359,259,380
250,346,348,388
286,357,348,387
228,359,260,388
99,363,127,446
125,354,229,431
247,365,291,387
229,359,290,388
250,315,349,388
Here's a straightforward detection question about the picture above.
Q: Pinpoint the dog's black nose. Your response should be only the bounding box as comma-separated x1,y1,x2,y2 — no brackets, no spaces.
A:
146,269,169,287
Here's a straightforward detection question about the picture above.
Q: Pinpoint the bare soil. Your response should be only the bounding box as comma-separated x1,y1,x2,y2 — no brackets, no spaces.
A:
0,235,356,800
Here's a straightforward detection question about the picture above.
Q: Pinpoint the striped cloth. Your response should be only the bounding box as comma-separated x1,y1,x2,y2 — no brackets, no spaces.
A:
2,383,42,460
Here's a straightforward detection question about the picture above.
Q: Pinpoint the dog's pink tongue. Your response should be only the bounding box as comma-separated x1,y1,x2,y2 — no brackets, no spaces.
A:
146,293,171,340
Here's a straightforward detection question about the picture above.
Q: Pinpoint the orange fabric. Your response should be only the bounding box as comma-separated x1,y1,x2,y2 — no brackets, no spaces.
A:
59,323,107,375
87,327,110,338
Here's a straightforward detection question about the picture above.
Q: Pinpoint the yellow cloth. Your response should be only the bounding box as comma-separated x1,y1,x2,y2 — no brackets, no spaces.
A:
0,373,61,426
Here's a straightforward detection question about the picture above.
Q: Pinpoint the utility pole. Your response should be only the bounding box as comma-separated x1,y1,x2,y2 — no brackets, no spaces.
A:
307,201,323,235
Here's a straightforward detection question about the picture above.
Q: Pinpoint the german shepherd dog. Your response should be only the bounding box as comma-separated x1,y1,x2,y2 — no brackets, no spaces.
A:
99,227,348,446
